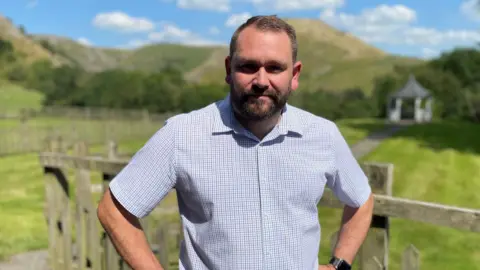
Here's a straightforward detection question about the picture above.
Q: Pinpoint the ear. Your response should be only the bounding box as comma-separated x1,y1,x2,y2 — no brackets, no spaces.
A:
290,60,302,91
225,56,232,84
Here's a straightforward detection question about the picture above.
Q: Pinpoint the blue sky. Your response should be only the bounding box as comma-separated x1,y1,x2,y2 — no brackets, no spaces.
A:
2,0,480,58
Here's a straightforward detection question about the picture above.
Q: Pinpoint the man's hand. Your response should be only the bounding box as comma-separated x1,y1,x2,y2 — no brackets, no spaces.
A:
319,264,335,270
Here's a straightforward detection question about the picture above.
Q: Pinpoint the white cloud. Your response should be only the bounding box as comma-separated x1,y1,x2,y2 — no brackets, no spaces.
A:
26,0,38,8
92,11,155,33
225,12,252,28
172,0,230,12
251,0,344,11
123,22,226,48
321,4,480,48
77,37,92,46
421,48,439,59
209,26,220,35
460,0,480,22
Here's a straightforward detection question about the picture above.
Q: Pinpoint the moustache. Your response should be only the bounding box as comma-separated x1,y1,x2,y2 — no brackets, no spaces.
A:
243,93,278,101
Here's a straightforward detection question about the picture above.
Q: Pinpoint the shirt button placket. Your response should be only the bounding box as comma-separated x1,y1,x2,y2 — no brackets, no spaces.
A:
257,142,271,268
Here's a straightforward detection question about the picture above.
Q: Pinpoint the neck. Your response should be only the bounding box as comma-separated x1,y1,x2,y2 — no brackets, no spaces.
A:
234,111,282,140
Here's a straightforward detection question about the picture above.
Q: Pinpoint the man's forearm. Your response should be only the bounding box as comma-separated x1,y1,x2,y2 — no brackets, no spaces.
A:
97,189,164,270
332,193,374,264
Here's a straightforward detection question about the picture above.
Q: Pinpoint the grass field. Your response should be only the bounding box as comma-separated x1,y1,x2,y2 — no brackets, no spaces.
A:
0,82,44,114
4,118,479,269
358,121,480,270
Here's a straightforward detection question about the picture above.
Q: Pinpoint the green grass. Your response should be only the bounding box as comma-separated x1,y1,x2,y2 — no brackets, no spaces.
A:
336,118,387,146
0,82,44,114
0,116,165,156
357,121,480,269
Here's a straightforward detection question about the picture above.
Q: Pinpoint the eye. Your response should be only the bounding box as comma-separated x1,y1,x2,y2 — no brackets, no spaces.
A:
237,63,258,74
266,65,284,73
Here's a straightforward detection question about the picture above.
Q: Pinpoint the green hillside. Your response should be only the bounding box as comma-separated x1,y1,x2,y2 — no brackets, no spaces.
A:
0,81,43,114
349,121,479,269
190,18,422,93
26,17,421,93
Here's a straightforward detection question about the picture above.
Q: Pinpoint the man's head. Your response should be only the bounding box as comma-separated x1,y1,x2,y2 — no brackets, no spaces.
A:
225,15,302,122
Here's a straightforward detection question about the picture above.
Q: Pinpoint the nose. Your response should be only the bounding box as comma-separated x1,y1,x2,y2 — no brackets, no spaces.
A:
253,68,269,90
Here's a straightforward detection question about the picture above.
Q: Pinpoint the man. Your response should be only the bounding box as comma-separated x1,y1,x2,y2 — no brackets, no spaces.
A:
97,15,374,270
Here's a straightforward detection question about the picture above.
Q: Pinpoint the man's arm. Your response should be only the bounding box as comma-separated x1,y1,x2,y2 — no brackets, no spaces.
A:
96,116,180,269
97,188,164,270
332,193,374,264
321,122,375,269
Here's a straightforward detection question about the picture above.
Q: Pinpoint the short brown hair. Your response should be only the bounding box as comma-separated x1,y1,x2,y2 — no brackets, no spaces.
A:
229,15,298,62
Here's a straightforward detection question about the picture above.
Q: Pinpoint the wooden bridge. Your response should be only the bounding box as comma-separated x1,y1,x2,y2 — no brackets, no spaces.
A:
39,137,480,270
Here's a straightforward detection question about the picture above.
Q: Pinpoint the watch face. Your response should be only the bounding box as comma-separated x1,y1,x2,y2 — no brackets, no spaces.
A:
330,257,351,270
338,261,351,270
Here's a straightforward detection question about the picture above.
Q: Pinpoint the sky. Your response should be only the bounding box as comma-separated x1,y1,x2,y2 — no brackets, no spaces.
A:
2,0,480,59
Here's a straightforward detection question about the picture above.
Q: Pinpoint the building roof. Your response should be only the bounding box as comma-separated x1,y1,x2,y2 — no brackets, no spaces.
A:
390,74,432,99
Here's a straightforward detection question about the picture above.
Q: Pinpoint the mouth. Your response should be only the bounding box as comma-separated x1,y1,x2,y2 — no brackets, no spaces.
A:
247,95,275,101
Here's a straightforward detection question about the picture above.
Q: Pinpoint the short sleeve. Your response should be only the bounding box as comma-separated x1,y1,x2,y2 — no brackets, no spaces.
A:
325,123,372,208
109,117,179,218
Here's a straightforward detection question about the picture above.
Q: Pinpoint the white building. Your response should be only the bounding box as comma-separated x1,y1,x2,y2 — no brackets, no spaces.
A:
387,74,433,123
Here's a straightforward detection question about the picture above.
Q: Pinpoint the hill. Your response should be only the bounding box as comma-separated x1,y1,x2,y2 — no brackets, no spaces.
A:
188,18,422,92
0,15,64,66
0,14,421,94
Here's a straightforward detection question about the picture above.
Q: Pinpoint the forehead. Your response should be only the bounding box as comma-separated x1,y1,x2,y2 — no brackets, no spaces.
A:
234,26,293,63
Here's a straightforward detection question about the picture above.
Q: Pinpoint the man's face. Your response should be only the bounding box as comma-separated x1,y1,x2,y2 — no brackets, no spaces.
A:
225,26,302,121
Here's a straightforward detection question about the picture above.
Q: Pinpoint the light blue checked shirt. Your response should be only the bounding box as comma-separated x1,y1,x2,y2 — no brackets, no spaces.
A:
109,94,372,270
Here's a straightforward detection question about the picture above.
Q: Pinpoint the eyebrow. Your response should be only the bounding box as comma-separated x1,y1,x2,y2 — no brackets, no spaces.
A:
234,56,288,68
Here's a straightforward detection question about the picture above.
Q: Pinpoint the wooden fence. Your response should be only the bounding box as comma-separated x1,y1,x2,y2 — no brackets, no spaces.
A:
0,105,171,122
38,137,480,270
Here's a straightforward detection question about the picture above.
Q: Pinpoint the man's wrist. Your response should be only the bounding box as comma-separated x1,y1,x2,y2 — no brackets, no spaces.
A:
328,256,352,270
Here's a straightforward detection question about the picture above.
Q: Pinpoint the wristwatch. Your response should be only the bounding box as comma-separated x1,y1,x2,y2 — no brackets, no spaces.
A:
329,256,351,270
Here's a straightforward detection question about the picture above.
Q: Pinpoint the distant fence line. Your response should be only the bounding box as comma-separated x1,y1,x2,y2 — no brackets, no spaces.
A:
0,116,172,157
0,105,175,156
0,105,174,122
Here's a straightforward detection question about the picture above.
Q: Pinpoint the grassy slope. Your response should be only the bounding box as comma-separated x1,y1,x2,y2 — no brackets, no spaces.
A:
32,35,131,72
0,81,44,114
29,18,421,93
194,19,422,93
118,43,221,72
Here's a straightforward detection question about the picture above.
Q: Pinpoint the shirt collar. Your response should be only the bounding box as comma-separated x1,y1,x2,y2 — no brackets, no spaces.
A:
212,94,304,137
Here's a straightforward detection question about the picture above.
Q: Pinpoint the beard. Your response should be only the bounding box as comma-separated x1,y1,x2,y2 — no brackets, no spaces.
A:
230,84,291,122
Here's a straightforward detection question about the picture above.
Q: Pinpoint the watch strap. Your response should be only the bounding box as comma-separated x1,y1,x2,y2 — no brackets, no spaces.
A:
329,256,351,270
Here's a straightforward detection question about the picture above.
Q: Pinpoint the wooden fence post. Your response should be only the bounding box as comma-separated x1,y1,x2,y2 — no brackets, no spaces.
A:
357,162,393,270
155,222,170,270
102,140,122,270
402,244,420,270
43,136,73,270
74,141,102,270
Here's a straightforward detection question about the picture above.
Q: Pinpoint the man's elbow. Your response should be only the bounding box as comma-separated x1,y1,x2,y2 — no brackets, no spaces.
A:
97,192,109,226
97,188,117,229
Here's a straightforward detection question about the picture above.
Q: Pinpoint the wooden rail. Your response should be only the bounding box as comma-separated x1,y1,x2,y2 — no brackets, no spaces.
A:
39,152,480,233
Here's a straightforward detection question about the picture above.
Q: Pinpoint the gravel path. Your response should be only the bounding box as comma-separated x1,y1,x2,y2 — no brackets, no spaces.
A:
0,250,50,270
0,123,407,270
350,123,406,159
